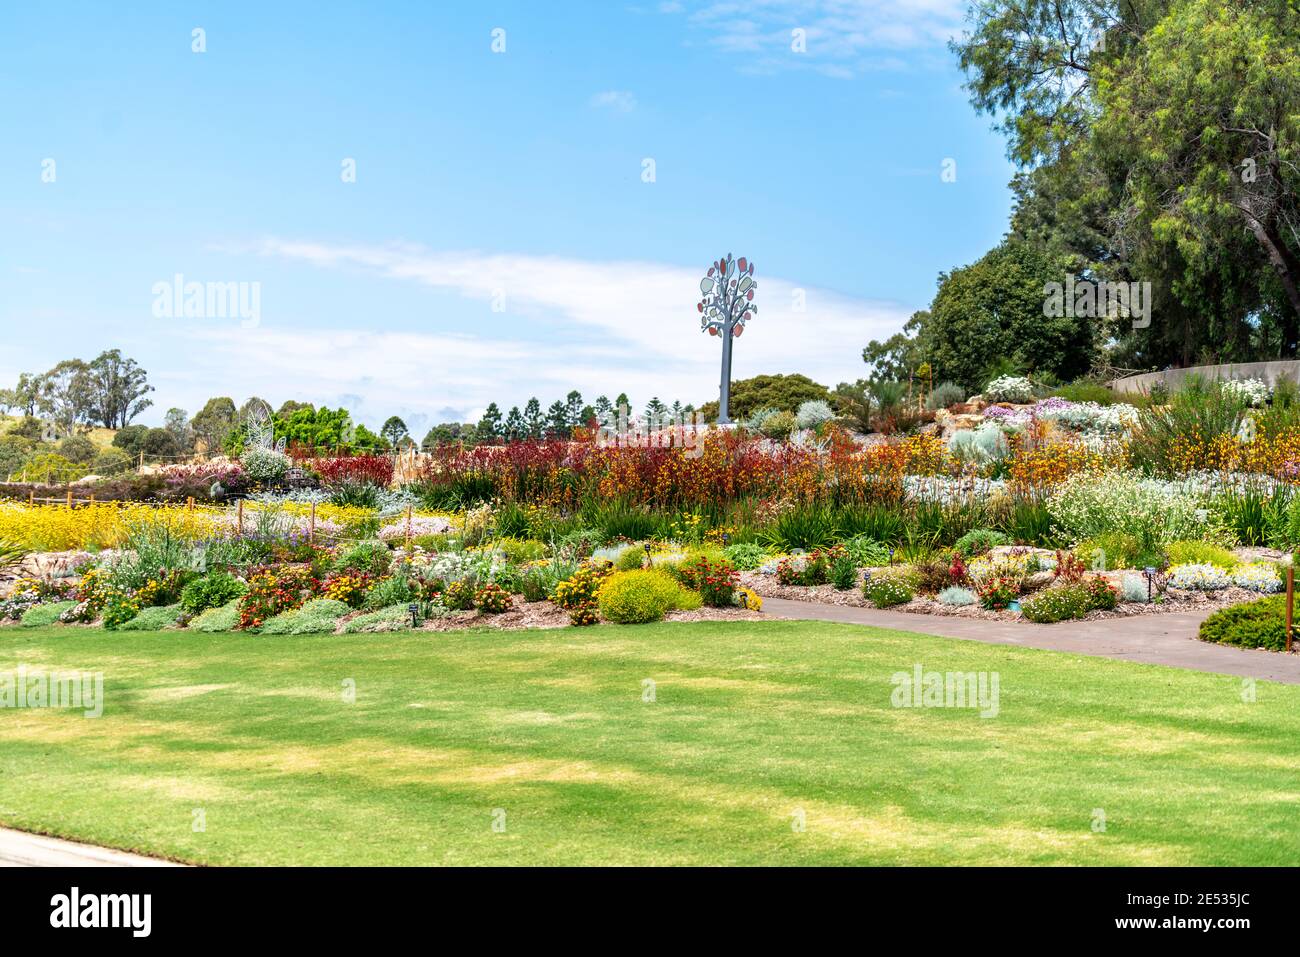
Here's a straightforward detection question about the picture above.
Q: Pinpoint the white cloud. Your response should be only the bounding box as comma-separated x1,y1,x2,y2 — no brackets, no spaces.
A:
683,0,965,76
207,238,909,424
589,90,638,113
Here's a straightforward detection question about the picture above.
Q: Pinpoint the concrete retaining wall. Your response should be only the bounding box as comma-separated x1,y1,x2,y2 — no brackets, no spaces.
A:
1110,360,1300,395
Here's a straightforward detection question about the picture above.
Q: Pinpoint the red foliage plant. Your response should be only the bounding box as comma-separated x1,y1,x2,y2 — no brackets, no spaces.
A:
310,455,394,489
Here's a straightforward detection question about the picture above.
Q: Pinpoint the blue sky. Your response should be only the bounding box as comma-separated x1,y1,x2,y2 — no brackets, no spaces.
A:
0,0,1014,434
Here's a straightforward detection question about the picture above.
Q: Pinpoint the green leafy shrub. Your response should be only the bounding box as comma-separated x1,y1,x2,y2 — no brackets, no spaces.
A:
615,544,647,571
494,536,548,564
180,572,247,616
926,381,966,410
119,603,182,631
190,599,242,632
20,601,78,627
363,574,417,611
1074,533,1143,571
1164,540,1237,570
334,540,392,577
260,598,350,635
842,535,891,567
596,569,692,623
863,575,913,608
721,542,769,571
1048,472,1219,550
759,410,796,439
518,567,557,603
1021,585,1089,623
830,554,858,590
1199,595,1288,651
954,528,1008,558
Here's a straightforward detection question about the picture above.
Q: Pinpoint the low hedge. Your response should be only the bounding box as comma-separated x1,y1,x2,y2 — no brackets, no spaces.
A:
1199,595,1289,651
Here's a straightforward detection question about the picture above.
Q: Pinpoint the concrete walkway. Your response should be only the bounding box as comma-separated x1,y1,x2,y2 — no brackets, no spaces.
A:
762,597,1300,684
0,827,183,867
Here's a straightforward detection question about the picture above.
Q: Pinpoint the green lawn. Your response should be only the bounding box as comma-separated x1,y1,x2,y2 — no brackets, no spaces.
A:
0,620,1296,865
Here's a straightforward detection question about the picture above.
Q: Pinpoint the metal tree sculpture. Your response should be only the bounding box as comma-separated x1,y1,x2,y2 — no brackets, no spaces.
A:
698,253,757,424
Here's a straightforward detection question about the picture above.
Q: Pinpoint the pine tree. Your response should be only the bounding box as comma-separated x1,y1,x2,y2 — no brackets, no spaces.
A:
504,406,524,442
523,397,544,440
476,402,503,442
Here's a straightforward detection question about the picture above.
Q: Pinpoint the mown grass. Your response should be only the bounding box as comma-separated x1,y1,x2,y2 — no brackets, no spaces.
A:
0,620,1296,865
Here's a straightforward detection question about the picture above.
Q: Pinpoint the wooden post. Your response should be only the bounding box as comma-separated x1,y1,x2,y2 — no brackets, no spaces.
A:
27,490,33,506
89,493,95,505
187,496,194,513
236,499,244,538
66,489,73,507
1287,566,1295,654
309,501,317,545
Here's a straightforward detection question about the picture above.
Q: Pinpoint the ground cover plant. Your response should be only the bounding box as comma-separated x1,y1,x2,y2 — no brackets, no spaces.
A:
1,621,1295,866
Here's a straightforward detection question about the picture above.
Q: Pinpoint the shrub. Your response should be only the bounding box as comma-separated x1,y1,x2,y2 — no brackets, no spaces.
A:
494,537,548,564
596,570,688,623
1120,573,1151,603
615,544,647,571
474,583,513,614
1052,381,1117,405
20,601,78,627
830,553,858,590
334,540,392,577
1048,472,1218,550
1074,533,1143,572
674,556,738,606
240,446,291,485
954,528,1008,558
363,574,417,610
1199,595,1288,651
340,603,423,633
759,410,796,439
842,535,891,567
863,575,913,608
722,542,770,570
180,572,247,616
926,381,967,410
1164,540,1237,570
1167,563,1232,591
238,566,319,629
976,576,1019,610
441,579,477,610
949,425,1010,467
794,400,835,430
322,571,374,608
937,585,977,607
191,599,242,632
311,455,394,489
518,567,556,603
1083,576,1119,610
1021,585,1089,623
1230,562,1284,594
260,598,350,635
552,562,613,610
119,603,182,631
984,376,1034,403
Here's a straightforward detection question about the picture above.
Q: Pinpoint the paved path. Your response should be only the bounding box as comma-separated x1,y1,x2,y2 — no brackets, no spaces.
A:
762,597,1300,684
0,827,183,867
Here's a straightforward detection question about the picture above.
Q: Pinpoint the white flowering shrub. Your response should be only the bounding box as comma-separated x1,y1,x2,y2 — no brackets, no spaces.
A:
1048,472,1217,547
984,376,1035,403
240,446,290,484
1220,378,1270,407
1045,401,1139,435
1167,563,1232,591
1229,562,1283,593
